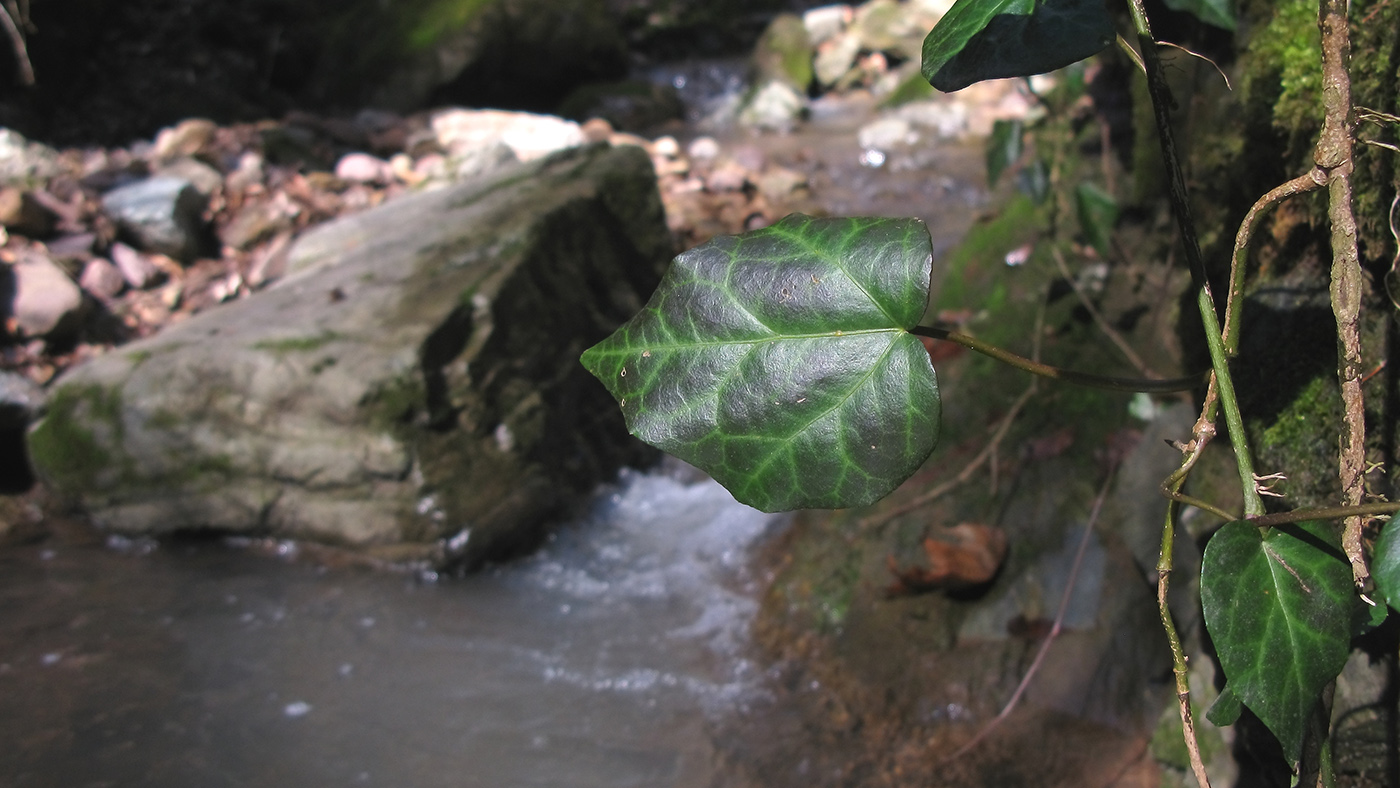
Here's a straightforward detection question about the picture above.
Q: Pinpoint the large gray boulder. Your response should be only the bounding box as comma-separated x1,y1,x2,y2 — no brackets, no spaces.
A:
29,143,670,568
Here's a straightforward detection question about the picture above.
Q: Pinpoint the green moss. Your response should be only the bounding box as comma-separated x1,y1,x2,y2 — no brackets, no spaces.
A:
252,331,341,354
146,408,182,430
1245,0,1321,146
362,375,425,432
29,384,123,490
1252,375,1343,506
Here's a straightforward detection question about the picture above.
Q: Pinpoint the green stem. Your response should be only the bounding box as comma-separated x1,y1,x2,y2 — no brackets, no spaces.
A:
1124,0,1266,518
912,326,1204,393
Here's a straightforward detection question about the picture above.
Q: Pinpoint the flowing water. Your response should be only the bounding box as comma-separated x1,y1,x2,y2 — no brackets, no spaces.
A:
0,62,998,788
0,468,784,787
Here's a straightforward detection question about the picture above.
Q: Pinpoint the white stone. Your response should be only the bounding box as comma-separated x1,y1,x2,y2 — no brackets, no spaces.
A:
430,109,585,163
10,251,82,338
79,258,125,299
686,137,721,162
856,117,918,151
802,4,853,45
335,152,391,184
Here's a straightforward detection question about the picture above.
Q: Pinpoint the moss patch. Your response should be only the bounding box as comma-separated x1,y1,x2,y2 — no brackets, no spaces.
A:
29,384,124,491
252,331,341,354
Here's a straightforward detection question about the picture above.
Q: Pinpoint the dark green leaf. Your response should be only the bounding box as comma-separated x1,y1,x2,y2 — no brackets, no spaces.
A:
1017,158,1050,203
921,0,1115,92
1074,181,1118,258
1206,684,1242,727
986,119,1024,186
581,214,939,513
1162,0,1237,31
1201,521,1353,765
1373,514,1400,612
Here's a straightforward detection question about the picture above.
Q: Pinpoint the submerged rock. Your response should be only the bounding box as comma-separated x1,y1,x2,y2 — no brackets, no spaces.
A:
29,144,671,569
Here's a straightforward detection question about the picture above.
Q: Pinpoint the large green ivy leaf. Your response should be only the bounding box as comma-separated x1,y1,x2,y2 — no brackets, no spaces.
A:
1201,520,1354,765
581,214,939,513
1163,0,1236,31
921,0,1115,93
1373,514,1400,612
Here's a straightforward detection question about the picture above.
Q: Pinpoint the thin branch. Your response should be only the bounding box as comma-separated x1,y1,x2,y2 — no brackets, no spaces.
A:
860,382,1036,531
1050,247,1157,377
1223,170,1327,354
1157,381,1221,788
942,461,1118,763
910,326,1205,393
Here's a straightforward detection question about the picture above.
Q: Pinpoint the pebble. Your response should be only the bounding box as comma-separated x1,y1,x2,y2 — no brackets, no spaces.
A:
9,250,83,340
79,257,126,299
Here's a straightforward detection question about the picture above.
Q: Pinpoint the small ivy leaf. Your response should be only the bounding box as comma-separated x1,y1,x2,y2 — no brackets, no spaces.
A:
921,0,1115,93
1206,684,1242,727
581,214,939,513
1074,182,1118,258
1162,0,1237,31
1201,520,1353,766
1017,158,1050,203
986,119,1024,186
1373,513,1400,612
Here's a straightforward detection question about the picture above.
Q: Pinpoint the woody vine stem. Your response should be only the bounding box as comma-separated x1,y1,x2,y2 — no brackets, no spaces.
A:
1127,0,1374,785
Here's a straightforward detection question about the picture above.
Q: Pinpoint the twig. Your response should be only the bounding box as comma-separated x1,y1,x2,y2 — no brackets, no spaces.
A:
1223,170,1327,354
1050,247,1157,378
0,0,32,86
911,326,1205,394
942,460,1118,762
860,382,1036,532
863,297,1048,531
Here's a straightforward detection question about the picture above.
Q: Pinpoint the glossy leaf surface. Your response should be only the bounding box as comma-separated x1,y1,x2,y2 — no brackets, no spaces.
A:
1163,0,1236,30
1373,514,1400,612
986,119,1024,186
582,214,939,513
1201,521,1353,764
921,0,1115,92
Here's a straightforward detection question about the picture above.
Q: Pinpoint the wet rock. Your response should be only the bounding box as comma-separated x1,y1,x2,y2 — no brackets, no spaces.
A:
30,144,671,569
78,258,125,300
7,250,84,340
0,188,56,237
100,176,209,262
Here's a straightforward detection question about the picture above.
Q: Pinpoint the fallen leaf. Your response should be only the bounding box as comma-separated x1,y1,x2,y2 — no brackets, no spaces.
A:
887,522,1008,594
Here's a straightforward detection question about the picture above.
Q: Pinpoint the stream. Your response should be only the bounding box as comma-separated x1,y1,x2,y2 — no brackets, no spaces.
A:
1,468,782,787
0,66,999,788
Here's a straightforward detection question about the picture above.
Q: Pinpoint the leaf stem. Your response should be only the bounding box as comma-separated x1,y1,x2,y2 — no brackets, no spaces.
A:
1124,0,1265,518
1248,502,1400,529
910,326,1204,393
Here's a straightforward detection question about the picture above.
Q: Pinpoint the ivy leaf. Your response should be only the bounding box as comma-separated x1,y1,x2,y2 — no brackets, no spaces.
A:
1074,181,1118,258
1206,684,1242,727
986,119,1024,186
1162,0,1237,31
1373,514,1400,612
1200,521,1353,765
921,0,1115,93
581,214,940,513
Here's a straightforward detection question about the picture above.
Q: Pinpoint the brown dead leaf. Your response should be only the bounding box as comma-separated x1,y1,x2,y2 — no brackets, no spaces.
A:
887,522,1008,594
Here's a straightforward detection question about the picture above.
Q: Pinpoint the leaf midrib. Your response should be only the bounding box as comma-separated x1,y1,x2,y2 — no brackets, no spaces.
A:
588,327,903,358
